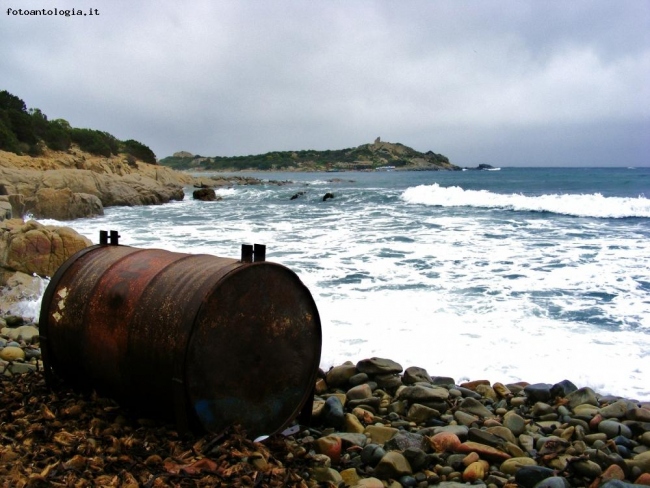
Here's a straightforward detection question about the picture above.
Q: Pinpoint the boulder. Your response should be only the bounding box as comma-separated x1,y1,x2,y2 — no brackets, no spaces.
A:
24,188,103,220
1,219,92,277
193,188,221,201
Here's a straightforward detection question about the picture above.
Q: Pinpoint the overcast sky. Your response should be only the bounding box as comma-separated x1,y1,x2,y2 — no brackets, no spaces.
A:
2,1,649,167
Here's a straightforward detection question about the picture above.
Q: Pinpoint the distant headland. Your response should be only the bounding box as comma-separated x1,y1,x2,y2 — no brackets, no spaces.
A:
159,137,461,172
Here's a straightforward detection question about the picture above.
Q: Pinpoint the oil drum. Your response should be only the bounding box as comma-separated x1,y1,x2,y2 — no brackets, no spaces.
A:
39,235,321,437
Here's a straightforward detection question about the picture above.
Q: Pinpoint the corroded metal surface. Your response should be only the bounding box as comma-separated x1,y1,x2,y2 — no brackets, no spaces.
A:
40,244,321,437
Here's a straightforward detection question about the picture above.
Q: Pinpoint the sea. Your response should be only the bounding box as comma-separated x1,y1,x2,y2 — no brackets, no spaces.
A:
28,166,650,400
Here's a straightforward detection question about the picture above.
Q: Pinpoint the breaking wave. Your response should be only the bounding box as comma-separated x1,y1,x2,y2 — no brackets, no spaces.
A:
402,184,650,218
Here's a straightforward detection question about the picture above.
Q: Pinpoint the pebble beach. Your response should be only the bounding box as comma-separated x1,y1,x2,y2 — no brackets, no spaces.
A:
2,316,650,488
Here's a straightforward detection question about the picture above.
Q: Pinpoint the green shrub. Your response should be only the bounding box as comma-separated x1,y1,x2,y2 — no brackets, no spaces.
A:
122,139,156,164
70,128,112,157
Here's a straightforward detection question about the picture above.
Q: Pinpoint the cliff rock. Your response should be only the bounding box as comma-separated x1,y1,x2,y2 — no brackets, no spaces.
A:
24,188,104,220
0,147,190,216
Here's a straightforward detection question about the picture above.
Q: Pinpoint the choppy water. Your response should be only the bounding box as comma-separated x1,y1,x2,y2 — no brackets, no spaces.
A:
34,167,650,400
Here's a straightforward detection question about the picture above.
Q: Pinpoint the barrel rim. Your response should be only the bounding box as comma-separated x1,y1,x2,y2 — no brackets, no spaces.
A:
39,243,106,385
183,260,322,437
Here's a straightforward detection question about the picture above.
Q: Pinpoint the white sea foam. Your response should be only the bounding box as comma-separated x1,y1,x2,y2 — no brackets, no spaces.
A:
402,184,650,218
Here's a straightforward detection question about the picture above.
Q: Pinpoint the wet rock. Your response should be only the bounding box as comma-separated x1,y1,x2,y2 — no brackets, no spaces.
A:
314,435,342,464
533,476,572,488
361,443,386,466
4,324,39,343
570,459,603,478
403,366,433,385
455,441,512,461
504,410,527,436
192,188,220,201
374,373,403,390
364,425,398,446
349,372,369,386
326,361,357,387
602,400,634,419
463,460,489,482
399,384,449,402
459,397,495,418
356,357,402,375
0,346,25,361
454,410,480,427
551,379,578,398
347,383,373,401
600,420,634,439
525,383,553,403
500,456,538,475
407,403,440,424
428,432,462,453
567,387,599,408
402,446,428,472
373,451,412,480
384,431,425,451
323,395,345,429
515,465,556,488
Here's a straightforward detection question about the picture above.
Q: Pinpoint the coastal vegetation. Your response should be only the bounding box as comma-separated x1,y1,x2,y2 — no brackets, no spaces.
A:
159,138,460,172
0,90,156,164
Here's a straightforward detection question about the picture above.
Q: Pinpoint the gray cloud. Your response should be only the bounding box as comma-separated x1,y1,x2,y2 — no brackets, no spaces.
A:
2,0,649,166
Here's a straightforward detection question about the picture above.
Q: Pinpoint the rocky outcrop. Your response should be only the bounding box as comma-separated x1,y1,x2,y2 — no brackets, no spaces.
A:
0,218,92,317
0,147,190,219
192,188,221,201
0,219,92,278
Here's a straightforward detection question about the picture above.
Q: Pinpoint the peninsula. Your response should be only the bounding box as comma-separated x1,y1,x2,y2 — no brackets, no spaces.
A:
159,137,461,172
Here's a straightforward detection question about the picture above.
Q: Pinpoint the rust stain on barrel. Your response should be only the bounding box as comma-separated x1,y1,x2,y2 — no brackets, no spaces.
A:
40,244,321,437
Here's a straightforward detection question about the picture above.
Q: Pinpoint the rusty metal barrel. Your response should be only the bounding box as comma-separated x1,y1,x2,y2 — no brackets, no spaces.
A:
39,234,321,437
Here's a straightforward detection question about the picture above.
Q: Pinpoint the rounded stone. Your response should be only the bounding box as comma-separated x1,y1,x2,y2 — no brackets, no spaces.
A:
500,457,537,475
503,411,526,436
348,372,369,386
566,387,599,408
343,413,365,434
326,362,358,387
598,420,633,439
462,460,489,482
459,397,495,418
571,459,603,478
323,395,345,429
403,366,433,385
514,465,555,488
314,435,342,464
407,403,440,424
360,444,386,466
600,400,632,419
373,451,412,480
533,476,571,488
524,383,552,403
428,432,461,453
0,346,25,361
347,383,373,401
550,379,578,398
402,447,428,472
356,357,403,375
5,325,39,343
352,478,384,488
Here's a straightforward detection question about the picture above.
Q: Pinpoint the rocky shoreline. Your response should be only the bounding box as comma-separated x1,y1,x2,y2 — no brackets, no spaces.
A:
1,318,649,487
